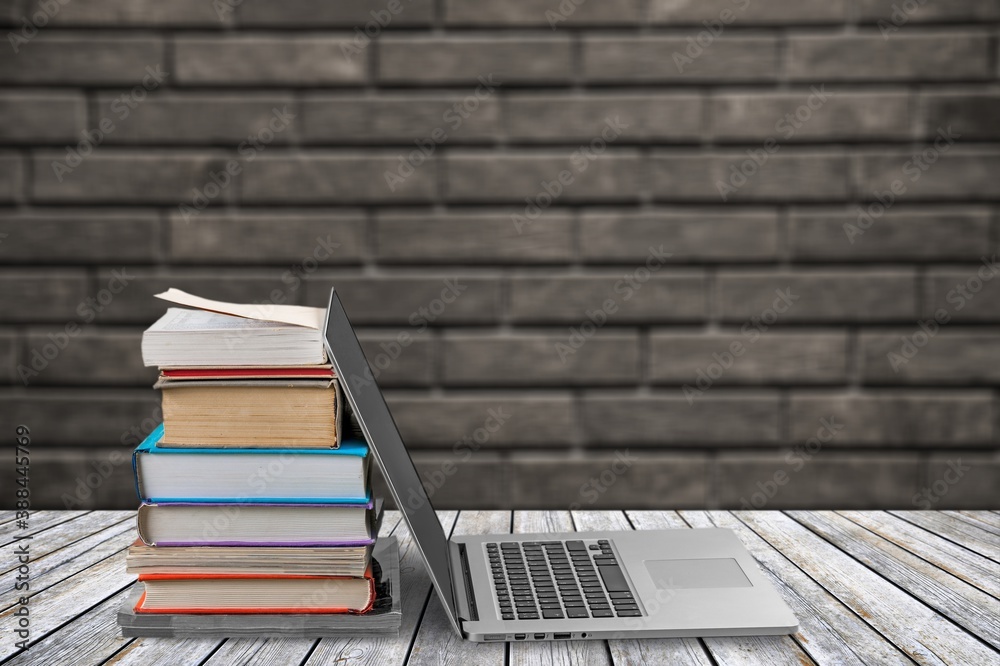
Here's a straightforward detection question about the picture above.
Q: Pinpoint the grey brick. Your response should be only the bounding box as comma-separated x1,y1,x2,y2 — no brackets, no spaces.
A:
169,211,365,264
21,0,223,25
87,269,300,324
923,93,1000,140
376,211,572,264
407,452,508,509
303,276,501,325
0,388,161,446
509,274,707,323
583,36,778,83
716,453,921,508
924,455,1000,508
96,94,296,144
650,0,847,23
0,210,159,263
359,333,433,386
856,0,1000,22
856,149,1000,202
239,0,434,26
379,36,571,84
787,34,991,81
0,35,165,84
0,91,86,143
581,393,780,445
21,328,155,386
386,394,575,446
176,36,364,85
717,269,917,323
925,267,1000,322
240,153,436,204
711,91,911,142
26,448,137,509
580,210,779,263
444,0,641,26
32,151,233,205
505,93,703,142
0,152,23,202
860,331,1000,384
508,453,708,509
650,332,848,385
790,391,994,447
446,151,642,203
0,270,88,323
301,94,501,143
790,208,992,262
443,333,639,386
650,151,849,202
0,331,14,384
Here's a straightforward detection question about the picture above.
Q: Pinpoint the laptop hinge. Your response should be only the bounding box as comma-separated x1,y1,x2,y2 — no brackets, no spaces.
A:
449,541,478,622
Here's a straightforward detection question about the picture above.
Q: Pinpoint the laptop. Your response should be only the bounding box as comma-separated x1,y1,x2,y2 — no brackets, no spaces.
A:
323,288,798,641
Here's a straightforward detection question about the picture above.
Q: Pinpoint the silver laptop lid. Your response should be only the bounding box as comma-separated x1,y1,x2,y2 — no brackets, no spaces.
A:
322,288,462,635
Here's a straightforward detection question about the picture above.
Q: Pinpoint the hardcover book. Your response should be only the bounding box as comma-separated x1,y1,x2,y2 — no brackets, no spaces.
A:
132,424,370,503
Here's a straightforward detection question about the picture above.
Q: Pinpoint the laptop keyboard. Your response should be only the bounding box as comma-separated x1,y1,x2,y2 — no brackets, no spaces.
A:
487,539,642,621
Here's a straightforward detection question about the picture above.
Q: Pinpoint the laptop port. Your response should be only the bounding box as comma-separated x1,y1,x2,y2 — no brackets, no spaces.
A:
514,634,526,640
554,633,571,640
534,633,545,640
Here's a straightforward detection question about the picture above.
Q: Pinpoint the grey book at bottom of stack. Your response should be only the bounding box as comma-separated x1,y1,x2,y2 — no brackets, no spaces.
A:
117,536,401,638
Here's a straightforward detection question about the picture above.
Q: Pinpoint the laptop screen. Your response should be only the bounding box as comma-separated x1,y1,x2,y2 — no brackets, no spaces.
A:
323,288,461,633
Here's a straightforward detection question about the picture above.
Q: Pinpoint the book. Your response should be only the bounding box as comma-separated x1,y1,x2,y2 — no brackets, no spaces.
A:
118,537,401,637
133,424,369,503
156,377,343,448
126,541,373,577
160,366,334,380
134,567,377,614
135,498,381,547
142,308,327,367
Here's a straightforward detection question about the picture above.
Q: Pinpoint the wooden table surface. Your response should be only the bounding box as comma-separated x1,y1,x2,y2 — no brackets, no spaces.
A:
1,510,998,665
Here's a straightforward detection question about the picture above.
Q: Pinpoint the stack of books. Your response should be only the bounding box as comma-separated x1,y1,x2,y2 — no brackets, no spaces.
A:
118,290,401,638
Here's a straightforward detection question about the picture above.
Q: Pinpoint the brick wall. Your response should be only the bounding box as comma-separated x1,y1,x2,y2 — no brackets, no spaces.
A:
1,0,997,510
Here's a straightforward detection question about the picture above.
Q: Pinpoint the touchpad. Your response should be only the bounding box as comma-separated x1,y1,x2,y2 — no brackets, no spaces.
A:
644,558,752,589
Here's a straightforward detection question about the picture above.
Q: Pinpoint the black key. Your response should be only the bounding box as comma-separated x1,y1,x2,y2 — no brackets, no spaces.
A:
609,591,634,599
617,610,642,617
582,582,603,589
537,592,558,599
566,540,586,551
502,613,515,620
598,539,609,545
518,614,539,620
542,610,564,619
564,600,585,607
592,609,614,617
597,565,630,592
593,554,616,560
540,602,562,610
590,544,601,550
589,604,610,611
614,604,640,611
567,607,589,618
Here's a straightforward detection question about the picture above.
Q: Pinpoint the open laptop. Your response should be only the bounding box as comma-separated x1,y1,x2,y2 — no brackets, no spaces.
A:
323,288,798,641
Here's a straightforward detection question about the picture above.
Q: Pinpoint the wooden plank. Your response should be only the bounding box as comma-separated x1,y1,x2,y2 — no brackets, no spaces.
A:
0,511,16,525
100,635,223,664
0,510,91,545
1,510,132,577
626,511,816,666
2,587,134,666
303,510,459,666
889,511,1000,562
955,511,1000,530
0,550,136,660
407,511,510,666
739,511,998,665
193,637,316,666
0,516,134,601
944,511,1000,537
789,511,1000,649
573,511,713,666
509,510,611,666
839,511,1000,599
700,511,917,665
